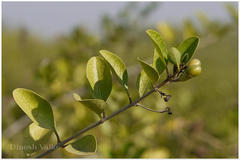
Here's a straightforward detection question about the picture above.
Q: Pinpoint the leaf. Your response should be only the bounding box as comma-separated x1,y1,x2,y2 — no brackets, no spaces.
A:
178,36,199,64
99,50,128,89
23,123,52,157
13,88,56,130
65,135,97,155
168,47,181,69
136,71,152,97
137,57,159,83
146,29,168,59
73,93,107,117
28,123,52,141
157,22,175,44
73,92,82,101
153,48,166,75
86,56,112,101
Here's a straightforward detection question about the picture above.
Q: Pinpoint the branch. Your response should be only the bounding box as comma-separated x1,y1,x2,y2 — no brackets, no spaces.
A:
36,73,177,158
155,88,172,102
136,103,169,113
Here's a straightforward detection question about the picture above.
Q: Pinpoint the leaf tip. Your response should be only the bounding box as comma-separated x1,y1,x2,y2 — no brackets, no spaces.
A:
99,49,106,54
196,36,200,43
12,88,26,100
191,36,200,42
99,50,112,57
73,93,82,101
12,88,19,96
137,57,142,61
146,29,154,34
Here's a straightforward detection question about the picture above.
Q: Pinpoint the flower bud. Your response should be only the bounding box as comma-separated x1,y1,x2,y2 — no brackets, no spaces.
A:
188,65,201,77
177,59,202,81
188,58,201,66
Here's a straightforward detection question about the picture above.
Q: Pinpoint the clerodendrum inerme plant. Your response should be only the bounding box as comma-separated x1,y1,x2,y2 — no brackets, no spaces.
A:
12,29,201,158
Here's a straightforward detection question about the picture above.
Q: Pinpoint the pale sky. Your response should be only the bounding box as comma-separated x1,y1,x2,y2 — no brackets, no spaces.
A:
2,2,238,38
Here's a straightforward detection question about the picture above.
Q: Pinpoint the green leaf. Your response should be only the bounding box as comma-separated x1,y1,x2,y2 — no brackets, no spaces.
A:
99,50,128,90
136,71,152,97
28,123,52,141
23,123,52,157
168,47,181,69
73,93,107,117
65,135,97,155
13,88,56,130
146,29,168,59
137,57,159,83
86,56,112,101
153,48,167,75
178,36,199,64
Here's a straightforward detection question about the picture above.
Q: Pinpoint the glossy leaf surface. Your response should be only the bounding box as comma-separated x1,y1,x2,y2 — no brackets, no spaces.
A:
99,50,128,89
168,47,181,69
136,71,152,97
153,48,166,75
73,93,107,117
65,135,97,155
137,57,159,83
86,56,112,101
146,29,168,59
13,88,55,130
178,36,199,64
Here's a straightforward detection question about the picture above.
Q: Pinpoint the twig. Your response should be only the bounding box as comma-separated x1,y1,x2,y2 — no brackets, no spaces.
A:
136,103,169,113
125,89,132,103
154,88,171,102
36,73,176,158
53,129,61,144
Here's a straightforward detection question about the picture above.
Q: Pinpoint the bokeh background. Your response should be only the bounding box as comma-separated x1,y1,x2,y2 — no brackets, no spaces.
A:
2,1,238,158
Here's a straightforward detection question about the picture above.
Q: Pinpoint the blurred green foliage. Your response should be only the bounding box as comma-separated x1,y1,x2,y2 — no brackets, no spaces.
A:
2,2,238,158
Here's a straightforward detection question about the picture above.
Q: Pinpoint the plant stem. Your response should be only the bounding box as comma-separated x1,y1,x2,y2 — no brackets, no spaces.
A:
36,74,176,158
136,103,169,113
53,129,61,143
166,66,170,77
125,88,132,103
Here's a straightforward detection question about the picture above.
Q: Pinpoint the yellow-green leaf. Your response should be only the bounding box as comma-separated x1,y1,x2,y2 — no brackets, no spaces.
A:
13,88,55,130
28,123,51,141
86,56,112,101
73,92,82,101
99,50,128,89
178,36,199,64
23,123,52,157
153,48,166,75
136,71,152,97
137,57,159,83
65,135,97,155
73,93,107,117
168,47,181,69
146,29,168,59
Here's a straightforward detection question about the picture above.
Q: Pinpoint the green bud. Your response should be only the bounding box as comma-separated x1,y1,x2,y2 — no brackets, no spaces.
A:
188,65,201,77
188,58,201,66
177,58,202,81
